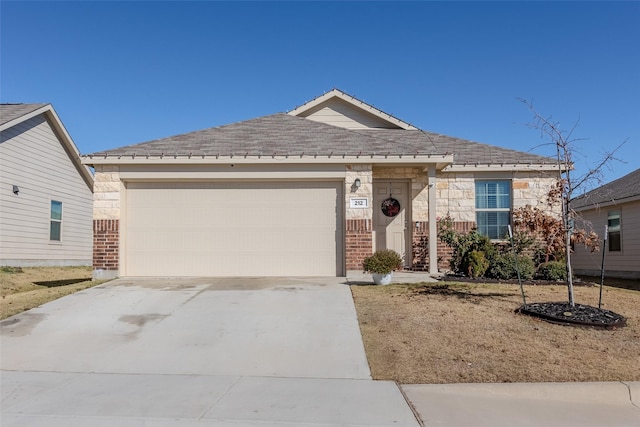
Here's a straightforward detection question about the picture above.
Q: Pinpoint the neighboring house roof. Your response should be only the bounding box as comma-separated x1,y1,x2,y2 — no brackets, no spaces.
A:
572,168,640,210
0,103,49,127
83,89,557,171
0,103,94,189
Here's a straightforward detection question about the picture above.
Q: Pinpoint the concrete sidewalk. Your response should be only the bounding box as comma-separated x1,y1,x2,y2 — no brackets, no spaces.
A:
403,382,640,427
1,371,419,426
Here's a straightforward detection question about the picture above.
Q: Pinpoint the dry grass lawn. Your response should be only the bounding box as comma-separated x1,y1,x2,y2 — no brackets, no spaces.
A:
0,266,101,320
351,280,640,384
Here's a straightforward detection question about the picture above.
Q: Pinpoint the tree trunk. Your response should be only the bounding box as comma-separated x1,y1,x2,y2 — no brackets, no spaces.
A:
564,197,575,306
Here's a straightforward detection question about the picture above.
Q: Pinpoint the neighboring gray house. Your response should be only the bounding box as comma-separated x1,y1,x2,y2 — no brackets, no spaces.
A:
83,89,560,279
0,103,94,267
572,168,640,279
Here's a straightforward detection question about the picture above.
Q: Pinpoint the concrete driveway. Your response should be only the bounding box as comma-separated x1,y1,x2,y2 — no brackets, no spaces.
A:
1,277,420,426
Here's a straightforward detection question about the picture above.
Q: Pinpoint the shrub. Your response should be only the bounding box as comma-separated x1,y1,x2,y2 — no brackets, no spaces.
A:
536,261,567,281
363,250,403,275
488,253,534,280
466,250,489,278
438,216,495,276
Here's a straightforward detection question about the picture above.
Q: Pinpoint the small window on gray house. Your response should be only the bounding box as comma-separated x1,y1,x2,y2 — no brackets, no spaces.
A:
475,180,511,239
50,200,62,241
607,211,621,252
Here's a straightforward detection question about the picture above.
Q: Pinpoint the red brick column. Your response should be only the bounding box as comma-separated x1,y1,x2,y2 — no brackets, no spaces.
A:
412,222,429,271
93,219,119,273
345,219,373,271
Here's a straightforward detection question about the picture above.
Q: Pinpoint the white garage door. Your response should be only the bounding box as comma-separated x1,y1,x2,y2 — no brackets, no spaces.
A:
124,181,343,277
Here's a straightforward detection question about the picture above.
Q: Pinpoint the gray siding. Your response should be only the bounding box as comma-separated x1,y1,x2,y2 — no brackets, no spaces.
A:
572,200,640,279
0,114,93,266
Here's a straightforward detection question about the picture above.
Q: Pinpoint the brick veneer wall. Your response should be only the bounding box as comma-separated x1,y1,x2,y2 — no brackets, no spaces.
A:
411,221,476,272
345,219,373,270
93,219,119,271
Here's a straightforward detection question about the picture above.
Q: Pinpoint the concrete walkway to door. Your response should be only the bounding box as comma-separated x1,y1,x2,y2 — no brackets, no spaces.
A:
1,277,420,426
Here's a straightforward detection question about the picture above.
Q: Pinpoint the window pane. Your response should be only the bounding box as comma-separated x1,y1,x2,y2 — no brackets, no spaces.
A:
607,211,620,231
475,183,487,209
476,211,510,240
475,181,510,209
496,211,510,240
51,201,62,221
608,231,621,252
50,221,61,241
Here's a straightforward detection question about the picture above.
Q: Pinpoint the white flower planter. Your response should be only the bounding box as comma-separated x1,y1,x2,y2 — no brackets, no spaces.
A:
372,273,393,285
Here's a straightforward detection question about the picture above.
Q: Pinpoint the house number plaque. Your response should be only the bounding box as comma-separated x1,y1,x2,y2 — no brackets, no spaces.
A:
350,198,369,208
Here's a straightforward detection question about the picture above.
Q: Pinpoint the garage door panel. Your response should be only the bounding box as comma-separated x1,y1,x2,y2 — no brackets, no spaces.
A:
124,181,342,276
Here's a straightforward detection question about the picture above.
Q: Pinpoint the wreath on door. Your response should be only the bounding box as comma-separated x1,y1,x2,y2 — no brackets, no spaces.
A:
381,197,401,217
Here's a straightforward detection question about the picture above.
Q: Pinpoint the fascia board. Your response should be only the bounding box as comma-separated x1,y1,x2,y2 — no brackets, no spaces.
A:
83,154,454,169
573,195,640,212
443,164,560,173
44,108,95,189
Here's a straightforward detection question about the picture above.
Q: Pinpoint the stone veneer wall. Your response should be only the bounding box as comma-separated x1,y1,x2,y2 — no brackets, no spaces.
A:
92,166,121,279
435,171,562,221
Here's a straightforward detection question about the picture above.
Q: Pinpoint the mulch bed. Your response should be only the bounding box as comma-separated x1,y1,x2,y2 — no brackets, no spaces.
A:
437,275,629,328
516,302,627,329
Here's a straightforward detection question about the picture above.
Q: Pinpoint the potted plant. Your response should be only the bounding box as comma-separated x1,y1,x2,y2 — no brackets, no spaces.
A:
363,249,403,285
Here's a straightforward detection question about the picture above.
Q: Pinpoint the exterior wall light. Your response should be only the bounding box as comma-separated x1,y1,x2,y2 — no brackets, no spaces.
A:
354,178,361,189
12,185,19,195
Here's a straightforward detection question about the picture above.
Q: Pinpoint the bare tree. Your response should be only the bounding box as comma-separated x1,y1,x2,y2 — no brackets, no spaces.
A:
519,99,626,306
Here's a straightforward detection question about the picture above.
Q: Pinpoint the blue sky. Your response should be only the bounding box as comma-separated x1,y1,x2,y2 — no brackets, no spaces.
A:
2,1,638,191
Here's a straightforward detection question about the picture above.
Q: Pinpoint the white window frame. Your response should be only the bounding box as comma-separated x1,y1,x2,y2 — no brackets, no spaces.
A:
50,200,62,241
607,210,621,252
475,180,511,240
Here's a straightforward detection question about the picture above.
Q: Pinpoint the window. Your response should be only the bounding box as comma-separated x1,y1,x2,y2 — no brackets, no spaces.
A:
607,211,621,252
475,180,511,239
50,200,62,241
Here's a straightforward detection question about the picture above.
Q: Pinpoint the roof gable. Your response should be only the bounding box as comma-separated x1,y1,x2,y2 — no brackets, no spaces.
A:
1,103,94,189
288,88,418,130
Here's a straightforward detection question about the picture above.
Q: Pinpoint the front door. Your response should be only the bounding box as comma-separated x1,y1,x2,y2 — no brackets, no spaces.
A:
373,180,410,267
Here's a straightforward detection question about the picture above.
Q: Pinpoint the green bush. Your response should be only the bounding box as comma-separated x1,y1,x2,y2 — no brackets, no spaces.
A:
363,250,403,275
535,261,567,281
466,250,489,278
454,232,495,277
488,253,535,280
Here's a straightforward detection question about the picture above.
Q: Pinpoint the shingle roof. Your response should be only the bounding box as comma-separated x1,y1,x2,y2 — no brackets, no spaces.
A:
571,168,640,209
358,129,555,165
86,113,555,165
0,103,48,126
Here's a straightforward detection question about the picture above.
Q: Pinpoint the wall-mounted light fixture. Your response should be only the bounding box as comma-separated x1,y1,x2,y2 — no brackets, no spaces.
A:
354,178,361,189
12,185,19,195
